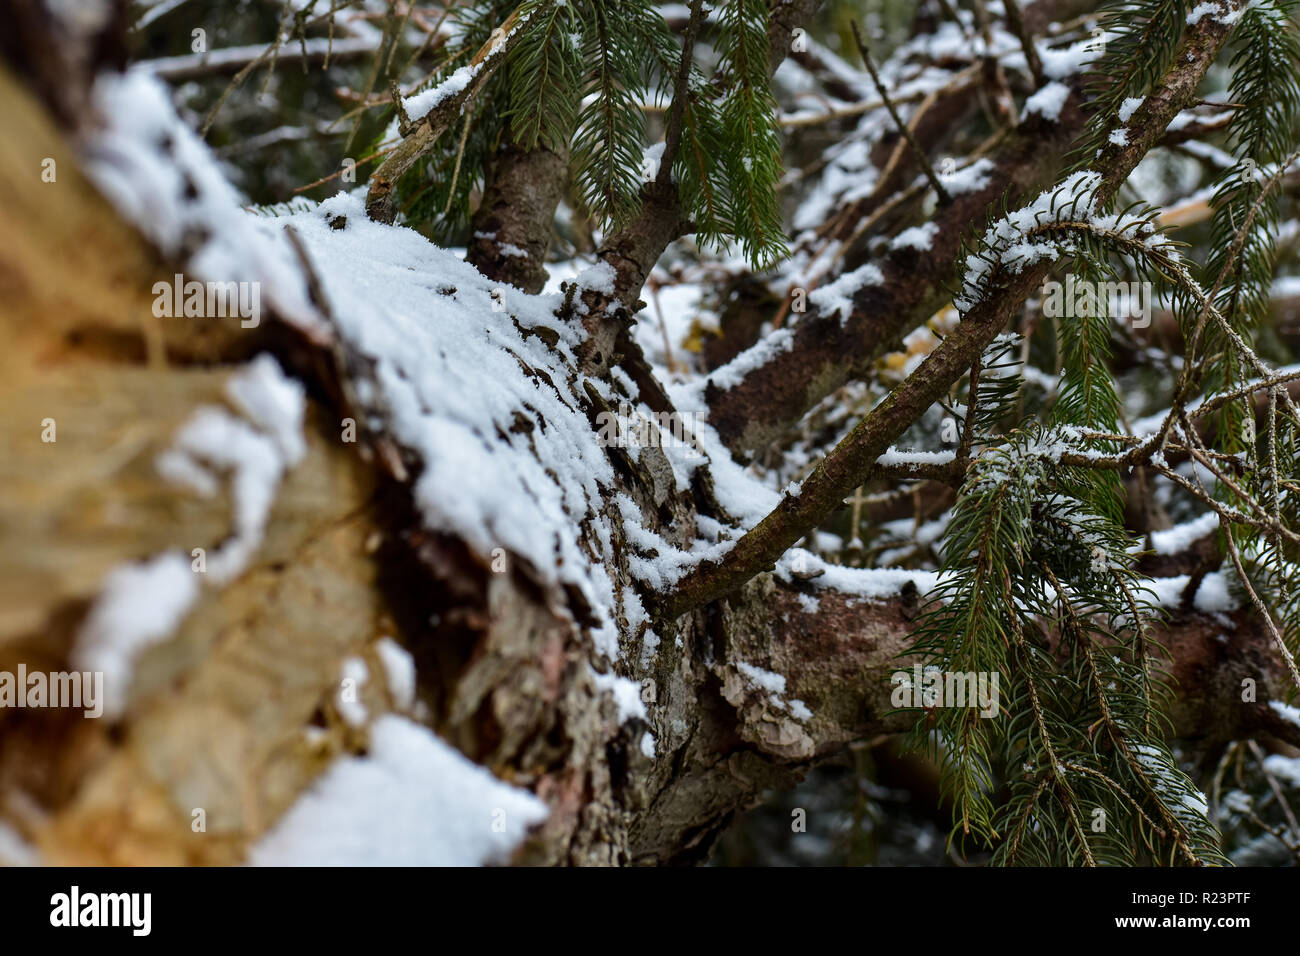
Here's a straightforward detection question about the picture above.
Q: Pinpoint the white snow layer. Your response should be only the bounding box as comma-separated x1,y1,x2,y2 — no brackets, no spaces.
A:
77,68,633,864
83,69,322,335
1022,82,1071,122
891,222,939,252
376,637,417,712
337,656,370,728
0,821,38,867
591,668,648,724
1118,96,1146,123
735,661,813,722
87,67,635,650
156,355,307,583
263,191,627,635
943,157,996,196
73,553,200,720
400,13,524,121
1141,513,1219,555
249,715,548,866
809,262,885,322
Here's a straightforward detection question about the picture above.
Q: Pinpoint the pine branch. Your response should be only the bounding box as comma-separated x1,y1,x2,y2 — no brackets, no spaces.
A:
660,7,1242,621
504,0,582,151
366,3,531,223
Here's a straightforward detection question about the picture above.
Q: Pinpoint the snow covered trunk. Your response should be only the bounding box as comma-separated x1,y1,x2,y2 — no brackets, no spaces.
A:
3,0,1299,869
0,46,919,865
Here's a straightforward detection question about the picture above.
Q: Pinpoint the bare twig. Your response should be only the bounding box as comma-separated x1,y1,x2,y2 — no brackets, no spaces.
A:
849,20,952,205
1003,0,1045,87
657,0,707,188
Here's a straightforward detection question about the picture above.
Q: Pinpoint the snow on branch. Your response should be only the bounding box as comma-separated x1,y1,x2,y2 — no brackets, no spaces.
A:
365,3,533,223
661,8,1243,619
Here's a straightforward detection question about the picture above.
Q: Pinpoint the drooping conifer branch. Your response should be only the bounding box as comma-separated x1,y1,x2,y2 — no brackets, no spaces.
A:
662,5,1242,620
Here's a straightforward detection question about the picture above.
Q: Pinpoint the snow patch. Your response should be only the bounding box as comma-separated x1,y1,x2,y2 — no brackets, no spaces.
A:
154,356,306,583
707,328,797,390
1022,82,1071,122
1118,96,1146,123
72,553,200,720
337,656,369,728
891,222,939,252
735,661,812,722
376,637,416,712
1139,513,1219,555
249,715,548,866
943,157,996,196
1145,572,1238,613
83,69,320,334
591,668,647,724
0,821,37,867
809,262,885,322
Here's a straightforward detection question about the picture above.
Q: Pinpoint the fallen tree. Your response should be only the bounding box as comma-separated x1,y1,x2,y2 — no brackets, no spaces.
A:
2,0,1299,866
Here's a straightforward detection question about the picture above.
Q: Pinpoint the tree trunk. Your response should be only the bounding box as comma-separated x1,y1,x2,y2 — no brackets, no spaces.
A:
2,3,1297,868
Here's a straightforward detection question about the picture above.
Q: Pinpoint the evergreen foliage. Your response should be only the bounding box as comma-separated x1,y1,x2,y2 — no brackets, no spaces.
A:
903,0,1300,865
1074,0,1190,164
377,0,787,264
1200,1,1300,666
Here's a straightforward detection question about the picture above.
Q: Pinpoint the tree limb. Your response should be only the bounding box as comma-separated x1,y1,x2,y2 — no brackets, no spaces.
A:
365,4,527,224
664,8,1241,619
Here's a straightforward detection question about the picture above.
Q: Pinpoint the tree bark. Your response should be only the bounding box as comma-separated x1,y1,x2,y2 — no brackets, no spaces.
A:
465,141,570,294
3,3,1296,869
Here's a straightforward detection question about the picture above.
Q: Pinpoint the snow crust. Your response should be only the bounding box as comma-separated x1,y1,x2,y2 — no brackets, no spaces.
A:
249,715,548,866
1023,82,1071,122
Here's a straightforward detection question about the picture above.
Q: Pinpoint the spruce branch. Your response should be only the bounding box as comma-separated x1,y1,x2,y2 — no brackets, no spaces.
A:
366,2,531,223
661,7,1240,620
1009,585,1097,867
656,0,706,188
1180,411,1300,691
1041,562,1212,866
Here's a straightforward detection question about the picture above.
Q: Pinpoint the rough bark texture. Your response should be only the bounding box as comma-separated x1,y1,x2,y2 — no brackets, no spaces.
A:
4,3,1298,870
705,96,1087,460
466,141,570,294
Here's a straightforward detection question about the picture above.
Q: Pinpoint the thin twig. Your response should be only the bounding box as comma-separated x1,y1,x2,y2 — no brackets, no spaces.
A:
657,0,707,188
849,20,952,205
1002,0,1044,87
1221,508,1300,692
